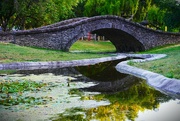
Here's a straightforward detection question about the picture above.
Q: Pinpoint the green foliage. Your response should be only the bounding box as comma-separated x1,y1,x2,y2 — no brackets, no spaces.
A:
0,0,80,31
0,0,179,31
0,78,54,106
147,5,166,30
84,0,141,18
0,0,15,31
52,0,80,20
73,0,88,17
133,0,152,22
151,0,180,31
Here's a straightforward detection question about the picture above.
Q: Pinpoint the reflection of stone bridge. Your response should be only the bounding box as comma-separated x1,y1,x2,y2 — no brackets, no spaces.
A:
1,15,180,52
11,65,141,93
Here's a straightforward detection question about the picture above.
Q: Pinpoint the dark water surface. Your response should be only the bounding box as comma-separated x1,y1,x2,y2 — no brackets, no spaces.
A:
0,60,180,121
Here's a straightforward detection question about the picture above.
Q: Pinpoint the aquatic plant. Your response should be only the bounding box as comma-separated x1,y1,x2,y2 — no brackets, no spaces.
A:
0,79,53,107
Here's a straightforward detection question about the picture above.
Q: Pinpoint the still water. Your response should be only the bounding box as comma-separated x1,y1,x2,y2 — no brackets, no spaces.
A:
0,60,180,121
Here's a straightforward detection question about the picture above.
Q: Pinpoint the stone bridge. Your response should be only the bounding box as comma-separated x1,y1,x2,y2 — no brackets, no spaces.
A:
0,15,180,52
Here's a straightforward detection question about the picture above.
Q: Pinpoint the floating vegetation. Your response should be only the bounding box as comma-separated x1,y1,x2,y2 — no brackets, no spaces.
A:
0,96,53,106
0,79,54,107
0,79,47,93
68,89,84,97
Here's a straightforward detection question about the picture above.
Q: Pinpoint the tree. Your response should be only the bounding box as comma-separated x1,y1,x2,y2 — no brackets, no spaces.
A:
0,0,16,31
1,0,179,32
13,0,62,30
0,0,52,31
147,5,166,30
0,0,81,31
84,0,141,20
73,0,88,17
13,0,48,30
52,0,80,20
83,0,97,16
161,0,180,32
150,0,180,32
133,0,152,22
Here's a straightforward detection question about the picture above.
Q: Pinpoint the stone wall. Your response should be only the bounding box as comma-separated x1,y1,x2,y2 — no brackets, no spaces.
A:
0,32,14,42
0,15,180,52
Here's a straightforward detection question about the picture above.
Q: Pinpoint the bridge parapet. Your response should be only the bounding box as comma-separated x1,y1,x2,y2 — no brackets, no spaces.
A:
35,17,88,30
0,15,180,52
0,32,14,42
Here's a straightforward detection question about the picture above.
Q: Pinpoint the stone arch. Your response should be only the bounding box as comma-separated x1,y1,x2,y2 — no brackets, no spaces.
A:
91,28,145,52
4,15,179,52
64,23,145,52
63,30,86,51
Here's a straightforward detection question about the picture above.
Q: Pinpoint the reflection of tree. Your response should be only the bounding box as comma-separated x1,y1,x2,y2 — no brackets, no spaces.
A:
84,81,171,121
51,81,171,121
86,103,143,121
75,60,127,82
75,60,113,77
51,108,86,121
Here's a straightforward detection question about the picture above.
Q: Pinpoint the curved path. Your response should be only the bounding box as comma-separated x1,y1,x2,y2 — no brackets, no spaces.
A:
116,54,180,98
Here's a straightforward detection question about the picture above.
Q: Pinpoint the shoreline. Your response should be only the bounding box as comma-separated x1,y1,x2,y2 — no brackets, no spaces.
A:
0,53,180,98
115,54,180,98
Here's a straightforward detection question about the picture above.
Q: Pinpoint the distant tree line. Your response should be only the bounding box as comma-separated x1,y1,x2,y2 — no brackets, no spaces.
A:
0,0,179,32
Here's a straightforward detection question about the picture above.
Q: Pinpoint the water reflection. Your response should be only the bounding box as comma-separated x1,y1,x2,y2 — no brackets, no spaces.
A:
0,60,179,121
52,81,172,121
75,60,141,93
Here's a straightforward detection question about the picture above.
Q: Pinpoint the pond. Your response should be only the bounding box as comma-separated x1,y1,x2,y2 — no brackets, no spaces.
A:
0,60,180,121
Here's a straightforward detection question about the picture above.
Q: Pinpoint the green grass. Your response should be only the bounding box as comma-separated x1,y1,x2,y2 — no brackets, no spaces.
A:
70,40,116,52
0,41,115,63
133,44,180,79
0,41,179,79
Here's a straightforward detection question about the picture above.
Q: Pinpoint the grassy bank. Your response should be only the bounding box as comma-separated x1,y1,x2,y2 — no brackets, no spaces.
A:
0,41,179,79
134,44,180,79
0,41,115,63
